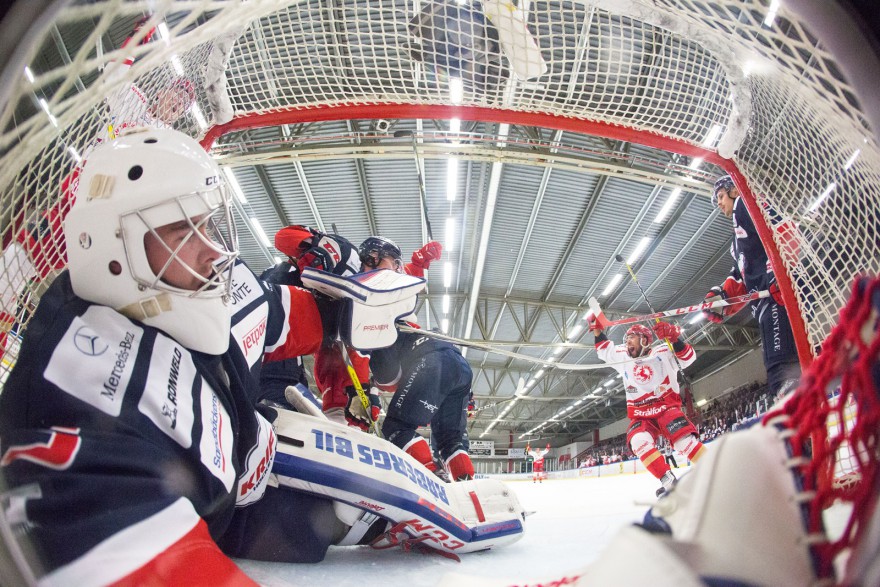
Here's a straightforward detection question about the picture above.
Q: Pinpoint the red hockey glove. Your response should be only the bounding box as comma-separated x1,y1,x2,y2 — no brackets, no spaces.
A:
652,321,681,343
702,287,726,323
467,395,476,419
411,241,442,270
344,385,381,432
769,282,785,307
545,443,551,450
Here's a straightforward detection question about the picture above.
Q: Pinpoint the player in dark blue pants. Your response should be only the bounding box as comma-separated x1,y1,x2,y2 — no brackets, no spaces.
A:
703,176,801,396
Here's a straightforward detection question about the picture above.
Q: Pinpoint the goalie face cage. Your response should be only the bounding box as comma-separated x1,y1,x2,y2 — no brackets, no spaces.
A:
0,0,877,581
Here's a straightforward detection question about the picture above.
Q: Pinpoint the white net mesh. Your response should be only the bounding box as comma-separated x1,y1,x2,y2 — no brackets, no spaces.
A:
0,1,877,387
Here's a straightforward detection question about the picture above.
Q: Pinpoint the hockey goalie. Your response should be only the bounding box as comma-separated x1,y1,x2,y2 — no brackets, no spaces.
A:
0,128,525,586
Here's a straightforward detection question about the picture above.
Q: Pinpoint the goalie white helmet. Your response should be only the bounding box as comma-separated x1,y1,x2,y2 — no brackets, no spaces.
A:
64,127,238,354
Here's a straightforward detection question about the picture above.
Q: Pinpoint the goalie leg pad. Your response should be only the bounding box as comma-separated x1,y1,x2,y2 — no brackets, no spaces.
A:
270,409,525,554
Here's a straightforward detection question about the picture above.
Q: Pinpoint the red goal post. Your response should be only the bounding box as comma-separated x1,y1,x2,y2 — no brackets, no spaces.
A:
0,0,878,582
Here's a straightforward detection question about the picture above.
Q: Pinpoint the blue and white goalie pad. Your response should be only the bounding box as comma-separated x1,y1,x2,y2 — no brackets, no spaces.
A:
270,409,525,554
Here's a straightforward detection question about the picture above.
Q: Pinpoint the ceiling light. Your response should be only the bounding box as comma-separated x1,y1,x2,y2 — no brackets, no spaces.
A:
441,318,449,333
627,237,650,265
442,294,450,314
250,218,271,248
443,262,453,287
602,274,622,296
445,217,456,250
808,183,836,212
223,168,247,203
447,158,459,201
654,188,682,223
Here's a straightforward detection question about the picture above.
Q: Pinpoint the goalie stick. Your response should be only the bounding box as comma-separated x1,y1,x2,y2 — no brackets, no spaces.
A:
587,289,771,329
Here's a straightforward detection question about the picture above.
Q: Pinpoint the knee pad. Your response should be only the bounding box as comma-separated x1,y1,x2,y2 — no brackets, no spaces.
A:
673,434,701,458
630,431,656,458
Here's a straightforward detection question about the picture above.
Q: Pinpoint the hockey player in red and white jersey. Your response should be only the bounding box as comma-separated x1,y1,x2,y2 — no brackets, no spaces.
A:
0,129,363,585
526,443,550,483
592,320,706,496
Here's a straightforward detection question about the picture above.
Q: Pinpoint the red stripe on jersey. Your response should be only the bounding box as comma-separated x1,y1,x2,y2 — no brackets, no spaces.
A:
675,345,695,361
1,428,81,470
596,340,611,350
110,519,256,587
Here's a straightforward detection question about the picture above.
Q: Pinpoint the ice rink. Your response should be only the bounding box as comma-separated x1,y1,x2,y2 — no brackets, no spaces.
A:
238,468,678,586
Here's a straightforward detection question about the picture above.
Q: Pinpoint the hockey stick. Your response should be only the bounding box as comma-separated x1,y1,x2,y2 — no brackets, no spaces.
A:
393,130,434,240
395,324,632,370
472,377,527,414
337,340,382,437
587,289,770,329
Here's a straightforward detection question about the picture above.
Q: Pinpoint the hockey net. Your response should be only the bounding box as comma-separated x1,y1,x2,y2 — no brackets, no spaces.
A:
0,0,878,581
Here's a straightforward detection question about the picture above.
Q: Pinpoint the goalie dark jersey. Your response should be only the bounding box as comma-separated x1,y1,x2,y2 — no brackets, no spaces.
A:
0,261,325,582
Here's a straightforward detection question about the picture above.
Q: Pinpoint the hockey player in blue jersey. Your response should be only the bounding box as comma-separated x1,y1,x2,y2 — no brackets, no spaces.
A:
350,237,475,481
0,128,356,584
702,176,801,396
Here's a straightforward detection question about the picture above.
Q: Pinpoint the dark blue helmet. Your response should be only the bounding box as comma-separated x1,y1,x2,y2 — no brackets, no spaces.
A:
358,236,402,270
711,175,736,207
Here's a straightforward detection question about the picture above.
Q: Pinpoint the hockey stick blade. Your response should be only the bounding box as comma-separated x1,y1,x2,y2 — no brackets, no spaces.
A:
587,296,610,329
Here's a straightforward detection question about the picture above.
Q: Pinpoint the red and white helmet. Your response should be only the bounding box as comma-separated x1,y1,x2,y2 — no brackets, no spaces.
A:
625,324,653,346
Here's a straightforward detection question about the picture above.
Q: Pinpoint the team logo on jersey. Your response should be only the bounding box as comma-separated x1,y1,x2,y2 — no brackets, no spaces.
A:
632,363,654,384
419,399,438,413
73,326,108,356
46,307,142,418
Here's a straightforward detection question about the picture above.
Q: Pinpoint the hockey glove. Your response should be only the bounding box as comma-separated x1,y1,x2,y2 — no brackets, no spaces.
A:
411,241,442,270
653,321,681,343
769,282,785,307
702,287,726,323
344,385,381,432
467,394,476,419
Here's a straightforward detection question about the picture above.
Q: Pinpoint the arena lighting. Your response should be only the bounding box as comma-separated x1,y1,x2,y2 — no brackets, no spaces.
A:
250,218,271,248
441,318,449,333
809,183,837,212
689,312,705,324
654,188,682,223
222,168,247,203
442,294,450,313
627,237,650,264
696,398,708,407
701,124,723,147
24,66,34,83
445,217,456,248
602,274,622,296
535,369,545,378
446,159,459,201
844,149,861,171
763,0,780,27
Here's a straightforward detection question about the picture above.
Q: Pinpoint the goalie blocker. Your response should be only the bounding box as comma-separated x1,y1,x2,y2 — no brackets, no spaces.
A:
270,408,526,554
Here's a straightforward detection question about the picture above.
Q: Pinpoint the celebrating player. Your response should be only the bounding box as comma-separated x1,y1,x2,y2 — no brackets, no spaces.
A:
703,175,801,397
0,129,368,583
353,236,475,481
526,443,550,483
592,320,705,496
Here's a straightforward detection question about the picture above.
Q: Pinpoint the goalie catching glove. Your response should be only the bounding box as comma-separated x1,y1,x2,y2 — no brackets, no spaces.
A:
652,321,681,343
344,385,381,431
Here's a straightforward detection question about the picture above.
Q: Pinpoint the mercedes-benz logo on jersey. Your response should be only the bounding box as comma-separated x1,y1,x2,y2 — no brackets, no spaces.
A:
74,326,108,356
633,363,654,384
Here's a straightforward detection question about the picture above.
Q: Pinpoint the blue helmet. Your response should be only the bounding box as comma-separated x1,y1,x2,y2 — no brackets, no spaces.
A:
711,175,736,207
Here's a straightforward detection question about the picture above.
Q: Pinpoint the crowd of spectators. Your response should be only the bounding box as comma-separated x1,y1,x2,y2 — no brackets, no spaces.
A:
696,381,776,442
572,380,776,468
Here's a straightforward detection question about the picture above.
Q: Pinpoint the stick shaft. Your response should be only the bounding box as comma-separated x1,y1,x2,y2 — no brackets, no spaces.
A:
600,290,769,328
409,135,434,240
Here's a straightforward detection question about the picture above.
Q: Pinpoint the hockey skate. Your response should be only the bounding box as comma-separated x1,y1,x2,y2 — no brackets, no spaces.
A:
656,471,676,497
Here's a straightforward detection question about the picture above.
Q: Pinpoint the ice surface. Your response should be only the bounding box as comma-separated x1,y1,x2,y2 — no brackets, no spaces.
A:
237,469,677,586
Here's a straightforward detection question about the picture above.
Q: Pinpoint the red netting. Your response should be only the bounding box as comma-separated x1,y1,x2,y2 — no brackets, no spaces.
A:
764,276,880,580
